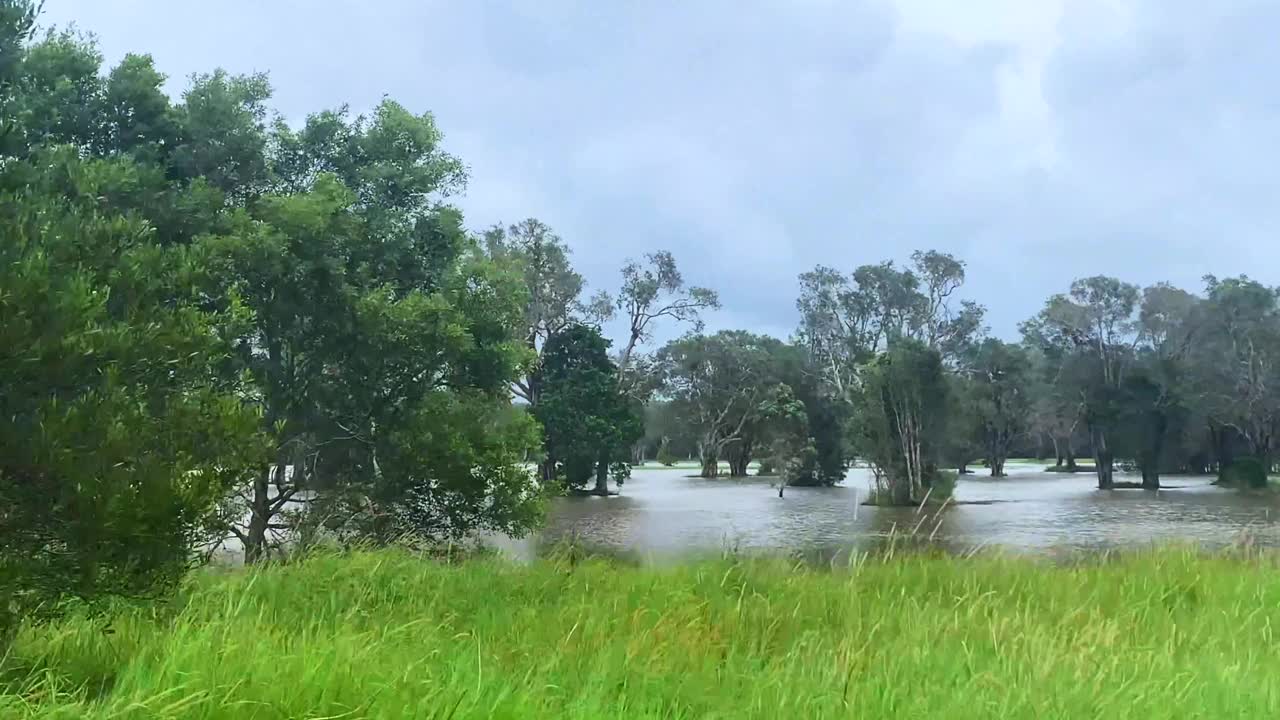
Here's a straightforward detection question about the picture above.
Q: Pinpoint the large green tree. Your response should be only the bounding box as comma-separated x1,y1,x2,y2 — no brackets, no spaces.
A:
205,101,539,560
3,7,545,565
1,3,266,619
1024,277,1141,489
658,332,791,478
535,325,643,494
796,250,983,500
1193,276,1280,486
0,148,265,610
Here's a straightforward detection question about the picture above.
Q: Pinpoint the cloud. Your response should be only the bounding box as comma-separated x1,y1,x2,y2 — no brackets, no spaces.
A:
38,0,1280,347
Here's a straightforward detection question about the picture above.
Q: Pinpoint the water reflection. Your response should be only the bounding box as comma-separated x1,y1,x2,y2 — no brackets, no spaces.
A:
492,464,1280,562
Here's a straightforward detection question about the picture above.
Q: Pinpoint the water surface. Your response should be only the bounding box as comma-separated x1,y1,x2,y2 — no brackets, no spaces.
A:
494,463,1280,562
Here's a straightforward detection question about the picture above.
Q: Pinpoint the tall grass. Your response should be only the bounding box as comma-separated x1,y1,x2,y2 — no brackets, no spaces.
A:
3,548,1280,718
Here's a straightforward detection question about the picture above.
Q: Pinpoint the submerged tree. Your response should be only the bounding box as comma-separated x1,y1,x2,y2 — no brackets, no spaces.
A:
796,250,984,501
1193,276,1280,486
854,341,950,504
536,325,643,494
658,332,791,478
1025,277,1141,489
969,340,1033,478
1122,284,1201,488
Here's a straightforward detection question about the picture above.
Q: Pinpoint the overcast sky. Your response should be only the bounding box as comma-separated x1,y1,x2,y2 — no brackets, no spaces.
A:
40,0,1280,345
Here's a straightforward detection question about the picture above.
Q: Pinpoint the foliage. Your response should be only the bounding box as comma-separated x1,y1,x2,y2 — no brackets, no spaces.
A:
773,345,851,485
0,148,266,615
196,93,539,561
1195,276,1280,471
1220,456,1267,489
1023,276,1142,488
535,325,644,493
796,250,985,398
656,438,677,467
1,10,544,571
968,339,1033,477
657,332,792,478
590,250,720,380
855,340,951,504
483,218,584,406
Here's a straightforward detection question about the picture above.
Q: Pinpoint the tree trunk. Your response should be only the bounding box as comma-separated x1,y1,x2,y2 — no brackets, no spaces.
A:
990,457,1005,478
1065,443,1077,471
1092,426,1114,490
728,441,752,477
700,447,719,478
1211,424,1232,482
1141,463,1159,490
1051,435,1062,468
1140,419,1164,490
244,465,271,564
593,458,609,495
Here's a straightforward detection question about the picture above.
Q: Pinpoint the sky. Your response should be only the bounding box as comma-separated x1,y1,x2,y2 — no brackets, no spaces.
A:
38,0,1280,346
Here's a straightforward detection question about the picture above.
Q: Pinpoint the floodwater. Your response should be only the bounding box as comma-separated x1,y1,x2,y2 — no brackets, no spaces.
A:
491,463,1280,562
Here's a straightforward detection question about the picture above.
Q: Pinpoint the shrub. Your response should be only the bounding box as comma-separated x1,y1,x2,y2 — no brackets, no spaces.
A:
1222,457,1268,489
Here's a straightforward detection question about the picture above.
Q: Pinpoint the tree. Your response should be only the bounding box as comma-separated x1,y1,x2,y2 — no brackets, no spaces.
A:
773,344,851,485
172,70,273,202
1121,284,1202,489
796,251,983,500
1021,336,1084,471
0,147,265,614
205,97,536,559
797,252,984,388
968,340,1032,477
658,332,789,478
545,326,638,491
940,373,983,475
854,340,950,504
591,251,720,380
1194,276,1280,485
911,250,986,361
482,219,586,483
535,325,643,494
483,219,583,407
1025,277,1141,489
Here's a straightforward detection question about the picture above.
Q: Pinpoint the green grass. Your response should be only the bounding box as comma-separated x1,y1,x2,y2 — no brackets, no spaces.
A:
5,548,1280,718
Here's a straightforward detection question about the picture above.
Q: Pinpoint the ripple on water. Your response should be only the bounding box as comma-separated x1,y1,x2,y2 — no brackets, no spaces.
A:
489,465,1280,562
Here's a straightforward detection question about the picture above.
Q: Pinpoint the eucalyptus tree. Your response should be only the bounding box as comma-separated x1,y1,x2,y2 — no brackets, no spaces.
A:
968,340,1033,477
1120,284,1202,488
590,251,720,382
796,250,984,501
854,340,950,504
1192,276,1280,486
1024,277,1142,489
658,331,792,478
482,219,584,407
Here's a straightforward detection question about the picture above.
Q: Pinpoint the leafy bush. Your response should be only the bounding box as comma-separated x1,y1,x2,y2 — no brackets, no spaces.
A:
656,441,677,467
1221,457,1268,489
